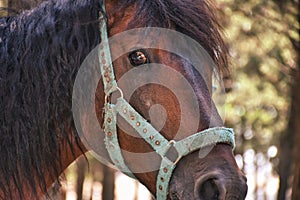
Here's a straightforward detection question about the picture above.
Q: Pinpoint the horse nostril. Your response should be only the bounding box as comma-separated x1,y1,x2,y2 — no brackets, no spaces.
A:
195,173,247,200
198,178,220,200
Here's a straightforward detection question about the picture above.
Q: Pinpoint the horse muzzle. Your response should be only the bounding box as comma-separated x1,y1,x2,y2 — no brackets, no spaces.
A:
195,172,248,200
168,144,248,200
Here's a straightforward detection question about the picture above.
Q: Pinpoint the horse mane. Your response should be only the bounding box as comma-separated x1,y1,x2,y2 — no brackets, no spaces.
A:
0,0,102,198
0,0,228,199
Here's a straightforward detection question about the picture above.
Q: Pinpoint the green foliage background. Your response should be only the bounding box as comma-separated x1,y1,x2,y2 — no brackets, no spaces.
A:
217,0,298,155
216,0,299,197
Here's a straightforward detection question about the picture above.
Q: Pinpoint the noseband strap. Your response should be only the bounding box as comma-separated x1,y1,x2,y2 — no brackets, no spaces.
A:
98,4,235,200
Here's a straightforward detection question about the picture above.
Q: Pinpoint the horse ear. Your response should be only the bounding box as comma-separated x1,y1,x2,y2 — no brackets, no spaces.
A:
104,1,138,35
222,70,233,93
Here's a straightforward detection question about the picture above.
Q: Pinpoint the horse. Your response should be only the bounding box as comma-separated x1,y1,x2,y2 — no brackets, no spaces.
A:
0,0,248,199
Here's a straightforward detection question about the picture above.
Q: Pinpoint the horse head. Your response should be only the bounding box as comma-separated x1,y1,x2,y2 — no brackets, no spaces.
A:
83,1,248,199
0,0,247,199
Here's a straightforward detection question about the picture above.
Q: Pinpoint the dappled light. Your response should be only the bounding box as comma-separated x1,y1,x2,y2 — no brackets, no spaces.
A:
217,0,299,199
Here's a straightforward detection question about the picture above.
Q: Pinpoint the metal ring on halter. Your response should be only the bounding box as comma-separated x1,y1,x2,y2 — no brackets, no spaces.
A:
173,155,182,166
104,86,124,104
116,86,124,99
168,140,176,145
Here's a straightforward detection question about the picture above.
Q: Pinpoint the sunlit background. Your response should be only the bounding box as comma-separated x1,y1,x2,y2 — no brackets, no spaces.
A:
0,0,299,199
55,149,282,200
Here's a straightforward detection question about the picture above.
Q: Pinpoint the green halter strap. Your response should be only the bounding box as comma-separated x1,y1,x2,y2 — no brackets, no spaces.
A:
98,3,235,200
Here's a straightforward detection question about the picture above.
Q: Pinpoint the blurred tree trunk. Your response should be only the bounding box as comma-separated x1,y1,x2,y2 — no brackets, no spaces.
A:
76,157,87,200
278,50,300,199
292,167,300,200
274,1,299,199
133,181,139,200
102,165,115,200
280,36,299,200
291,66,300,199
278,127,294,199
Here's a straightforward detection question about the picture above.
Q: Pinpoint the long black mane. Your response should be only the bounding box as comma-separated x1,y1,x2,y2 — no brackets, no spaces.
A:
0,0,228,199
0,0,102,198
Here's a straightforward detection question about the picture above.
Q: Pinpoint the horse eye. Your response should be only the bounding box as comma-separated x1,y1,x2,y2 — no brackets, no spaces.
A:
128,50,149,66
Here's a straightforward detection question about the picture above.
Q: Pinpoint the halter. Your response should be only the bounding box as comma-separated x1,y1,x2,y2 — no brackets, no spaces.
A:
98,5,235,200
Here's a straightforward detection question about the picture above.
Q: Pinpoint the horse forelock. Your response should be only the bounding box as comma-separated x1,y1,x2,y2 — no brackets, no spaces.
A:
117,0,229,75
